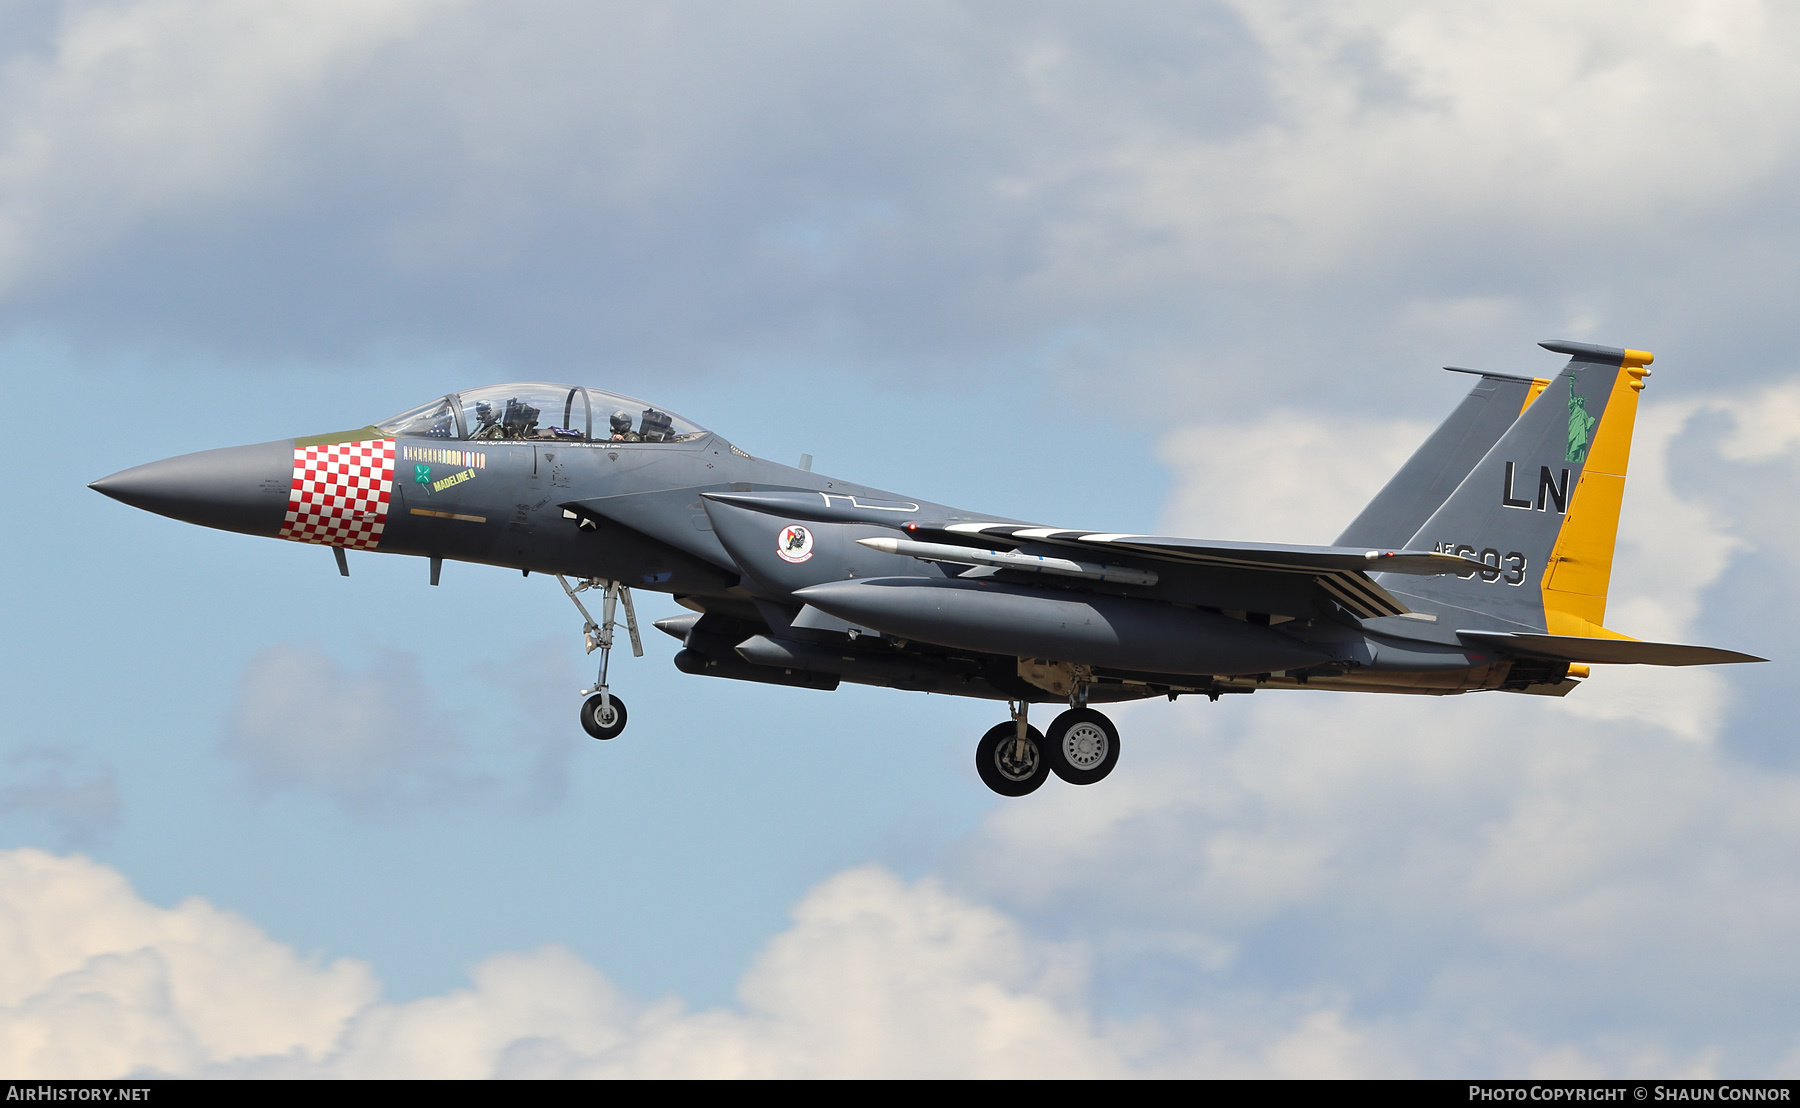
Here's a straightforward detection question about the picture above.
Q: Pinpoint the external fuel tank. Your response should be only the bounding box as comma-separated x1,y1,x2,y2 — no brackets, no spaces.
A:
793,577,1331,677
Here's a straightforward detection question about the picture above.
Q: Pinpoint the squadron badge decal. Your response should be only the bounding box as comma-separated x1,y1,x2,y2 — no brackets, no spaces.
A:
777,524,814,563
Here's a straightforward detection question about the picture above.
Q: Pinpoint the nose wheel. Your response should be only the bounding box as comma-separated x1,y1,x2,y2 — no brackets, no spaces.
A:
581,693,628,740
559,575,643,740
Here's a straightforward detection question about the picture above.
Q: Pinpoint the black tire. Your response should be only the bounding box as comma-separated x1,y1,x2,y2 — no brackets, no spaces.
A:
581,693,628,740
1044,708,1119,785
975,722,1050,796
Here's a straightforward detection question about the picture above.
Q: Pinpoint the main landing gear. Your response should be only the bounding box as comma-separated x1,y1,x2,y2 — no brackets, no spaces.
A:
975,700,1121,796
558,575,643,740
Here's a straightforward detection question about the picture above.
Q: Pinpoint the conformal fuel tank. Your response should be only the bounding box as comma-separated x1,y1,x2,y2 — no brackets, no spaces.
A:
793,577,1331,677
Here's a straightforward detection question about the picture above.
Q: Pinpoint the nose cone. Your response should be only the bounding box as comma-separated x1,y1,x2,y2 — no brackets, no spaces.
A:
91,440,293,537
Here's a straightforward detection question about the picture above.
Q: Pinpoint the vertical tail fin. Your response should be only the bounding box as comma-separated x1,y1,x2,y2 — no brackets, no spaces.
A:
1335,367,1546,549
1382,340,1653,633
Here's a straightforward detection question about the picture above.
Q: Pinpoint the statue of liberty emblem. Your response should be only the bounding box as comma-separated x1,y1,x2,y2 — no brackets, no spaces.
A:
1566,379,1598,464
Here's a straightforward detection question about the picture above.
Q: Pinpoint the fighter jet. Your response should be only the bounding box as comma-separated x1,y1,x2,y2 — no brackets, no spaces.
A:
91,340,1763,796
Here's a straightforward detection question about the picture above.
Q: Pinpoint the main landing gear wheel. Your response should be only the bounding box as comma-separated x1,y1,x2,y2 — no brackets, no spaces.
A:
581,694,628,741
976,722,1050,797
1045,707,1119,786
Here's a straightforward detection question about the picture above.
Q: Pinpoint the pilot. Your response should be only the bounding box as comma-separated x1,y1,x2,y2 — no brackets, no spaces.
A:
610,410,641,442
471,400,501,439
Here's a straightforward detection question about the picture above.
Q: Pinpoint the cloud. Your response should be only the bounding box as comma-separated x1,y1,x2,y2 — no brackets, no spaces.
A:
0,1,1250,362
0,746,119,847
0,849,1414,1078
1156,410,1430,543
946,688,1800,1072
9,1,1795,382
1106,0,1800,275
217,639,597,817
0,848,375,1078
0,0,452,295
330,866,1120,1079
468,636,584,812
219,643,486,815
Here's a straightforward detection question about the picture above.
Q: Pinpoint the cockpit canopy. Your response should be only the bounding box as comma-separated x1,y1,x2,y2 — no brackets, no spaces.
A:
376,384,709,444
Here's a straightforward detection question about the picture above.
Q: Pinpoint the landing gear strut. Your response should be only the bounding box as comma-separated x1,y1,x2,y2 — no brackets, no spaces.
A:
558,575,642,740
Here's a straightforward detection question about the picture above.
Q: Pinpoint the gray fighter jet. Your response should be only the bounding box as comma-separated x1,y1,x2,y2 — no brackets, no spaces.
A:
91,340,1763,796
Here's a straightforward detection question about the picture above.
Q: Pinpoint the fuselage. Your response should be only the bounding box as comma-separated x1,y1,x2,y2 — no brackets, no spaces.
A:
88,381,1561,708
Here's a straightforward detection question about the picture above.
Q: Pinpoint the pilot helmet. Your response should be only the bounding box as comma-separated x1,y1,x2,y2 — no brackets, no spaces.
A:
610,410,634,433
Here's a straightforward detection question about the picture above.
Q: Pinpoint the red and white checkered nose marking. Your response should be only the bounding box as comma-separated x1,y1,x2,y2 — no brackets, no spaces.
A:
277,439,396,550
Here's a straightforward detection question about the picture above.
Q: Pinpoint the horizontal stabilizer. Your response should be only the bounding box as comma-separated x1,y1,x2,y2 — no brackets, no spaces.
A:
1458,630,1766,666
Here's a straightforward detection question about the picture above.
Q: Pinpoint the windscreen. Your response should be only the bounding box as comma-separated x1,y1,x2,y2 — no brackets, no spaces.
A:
376,397,459,439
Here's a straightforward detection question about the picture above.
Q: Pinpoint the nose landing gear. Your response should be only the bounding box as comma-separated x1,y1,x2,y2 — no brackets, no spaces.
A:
558,575,643,740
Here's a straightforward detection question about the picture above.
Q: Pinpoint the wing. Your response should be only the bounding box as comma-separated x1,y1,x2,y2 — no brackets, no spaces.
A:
697,491,1480,621
905,522,1477,621
931,522,1469,573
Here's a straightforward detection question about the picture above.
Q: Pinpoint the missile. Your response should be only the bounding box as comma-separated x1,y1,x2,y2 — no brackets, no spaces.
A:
793,577,1330,677
855,536,1158,586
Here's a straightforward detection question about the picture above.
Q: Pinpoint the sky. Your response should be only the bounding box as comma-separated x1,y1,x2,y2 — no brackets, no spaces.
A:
3,0,1800,1078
